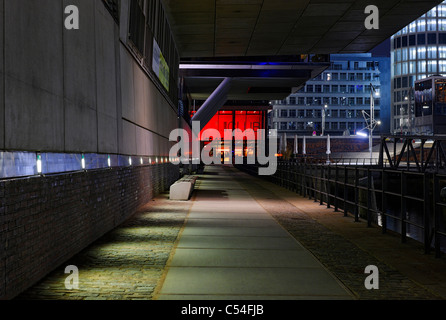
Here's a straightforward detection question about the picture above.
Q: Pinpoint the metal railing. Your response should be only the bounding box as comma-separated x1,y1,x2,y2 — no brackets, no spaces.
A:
237,158,446,258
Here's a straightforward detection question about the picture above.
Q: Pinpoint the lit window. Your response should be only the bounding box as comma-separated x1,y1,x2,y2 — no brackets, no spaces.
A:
428,46,437,59
427,7,437,17
439,5,446,17
402,48,408,61
427,19,437,31
417,47,426,59
402,62,408,74
394,63,402,76
409,61,416,73
409,47,417,60
428,61,438,73
418,61,426,73
409,22,417,33
417,20,426,32
395,49,401,62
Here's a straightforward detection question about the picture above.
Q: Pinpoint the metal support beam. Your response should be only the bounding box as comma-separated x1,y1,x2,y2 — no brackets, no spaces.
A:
191,77,232,135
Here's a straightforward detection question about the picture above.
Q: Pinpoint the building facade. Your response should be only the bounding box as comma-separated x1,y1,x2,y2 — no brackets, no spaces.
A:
0,0,187,299
270,53,390,137
391,0,446,135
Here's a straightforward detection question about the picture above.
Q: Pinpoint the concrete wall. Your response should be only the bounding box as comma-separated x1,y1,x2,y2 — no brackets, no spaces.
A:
1,0,178,156
4,0,64,151
119,47,178,157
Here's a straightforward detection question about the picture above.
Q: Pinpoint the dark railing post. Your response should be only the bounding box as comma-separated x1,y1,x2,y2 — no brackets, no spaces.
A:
334,165,339,212
327,165,331,209
344,166,348,217
354,166,359,222
280,162,284,187
367,168,372,227
382,169,387,234
303,161,308,198
308,163,312,200
401,171,407,243
298,161,303,196
434,173,441,258
320,165,324,206
292,160,299,193
424,172,431,254
314,164,318,203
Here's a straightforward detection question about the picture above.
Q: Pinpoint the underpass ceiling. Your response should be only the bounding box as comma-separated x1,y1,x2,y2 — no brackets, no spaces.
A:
162,0,443,58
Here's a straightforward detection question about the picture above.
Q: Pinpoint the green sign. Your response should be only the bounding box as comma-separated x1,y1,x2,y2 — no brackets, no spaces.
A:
152,39,170,92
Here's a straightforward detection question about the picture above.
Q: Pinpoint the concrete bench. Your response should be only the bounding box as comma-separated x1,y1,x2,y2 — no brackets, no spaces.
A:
169,175,197,200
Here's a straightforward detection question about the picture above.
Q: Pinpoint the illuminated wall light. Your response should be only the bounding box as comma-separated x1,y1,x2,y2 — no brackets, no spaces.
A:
36,153,42,174
81,154,86,169
149,157,152,164
129,157,132,166
140,157,143,165
108,155,111,167
156,157,158,163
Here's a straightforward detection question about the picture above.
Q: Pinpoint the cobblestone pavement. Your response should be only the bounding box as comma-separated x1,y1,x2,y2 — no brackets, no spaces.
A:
229,166,446,300
16,194,191,300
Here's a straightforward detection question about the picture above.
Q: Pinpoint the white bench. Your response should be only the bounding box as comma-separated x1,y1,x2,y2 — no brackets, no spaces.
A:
169,175,197,200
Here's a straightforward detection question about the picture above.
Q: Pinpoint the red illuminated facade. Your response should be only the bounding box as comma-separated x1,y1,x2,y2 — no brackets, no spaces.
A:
190,108,269,140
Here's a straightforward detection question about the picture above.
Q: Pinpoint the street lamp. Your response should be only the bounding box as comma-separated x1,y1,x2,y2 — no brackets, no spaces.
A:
321,104,328,136
362,83,381,163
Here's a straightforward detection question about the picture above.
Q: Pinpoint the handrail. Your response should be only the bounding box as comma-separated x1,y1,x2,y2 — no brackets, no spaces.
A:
236,160,446,258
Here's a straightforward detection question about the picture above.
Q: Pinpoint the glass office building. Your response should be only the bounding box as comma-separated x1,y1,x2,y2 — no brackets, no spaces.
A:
391,1,446,134
270,53,390,137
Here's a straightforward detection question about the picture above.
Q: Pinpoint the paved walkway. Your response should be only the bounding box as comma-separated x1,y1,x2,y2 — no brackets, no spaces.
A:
154,166,353,300
16,165,446,300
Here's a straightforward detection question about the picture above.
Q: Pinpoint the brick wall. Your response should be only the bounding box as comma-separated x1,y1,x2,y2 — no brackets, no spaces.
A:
0,163,179,299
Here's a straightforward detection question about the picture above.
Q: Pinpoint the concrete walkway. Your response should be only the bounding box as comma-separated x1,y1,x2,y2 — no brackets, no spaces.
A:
154,165,354,300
